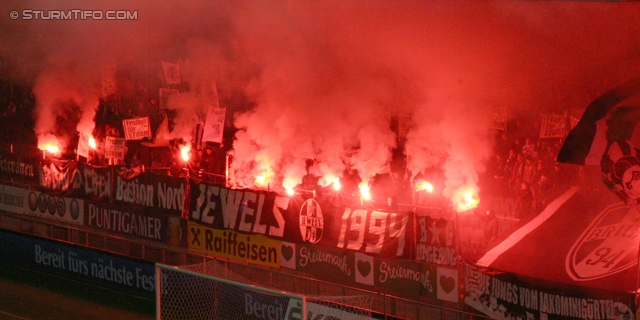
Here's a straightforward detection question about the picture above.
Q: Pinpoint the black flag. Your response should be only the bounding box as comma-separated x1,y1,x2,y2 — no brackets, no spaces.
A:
557,77,640,206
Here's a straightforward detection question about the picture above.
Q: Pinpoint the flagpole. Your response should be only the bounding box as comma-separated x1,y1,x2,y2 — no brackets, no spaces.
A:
635,239,640,312
455,206,464,310
225,151,230,188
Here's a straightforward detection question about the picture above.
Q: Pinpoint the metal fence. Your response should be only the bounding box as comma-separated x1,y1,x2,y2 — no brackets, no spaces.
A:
0,210,490,320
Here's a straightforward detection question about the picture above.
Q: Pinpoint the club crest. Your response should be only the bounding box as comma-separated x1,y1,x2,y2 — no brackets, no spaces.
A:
566,202,640,281
298,198,324,244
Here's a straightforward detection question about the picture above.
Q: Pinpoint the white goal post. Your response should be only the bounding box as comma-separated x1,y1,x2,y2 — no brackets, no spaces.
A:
156,263,307,320
156,261,376,320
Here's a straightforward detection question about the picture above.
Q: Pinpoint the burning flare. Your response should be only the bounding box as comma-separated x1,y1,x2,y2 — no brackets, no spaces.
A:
285,187,295,196
282,175,299,196
255,175,268,186
415,179,434,193
452,185,480,212
332,179,341,191
320,173,341,191
88,136,97,149
180,144,191,162
38,134,61,155
359,181,371,200
255,167,274,189
43,144,60,154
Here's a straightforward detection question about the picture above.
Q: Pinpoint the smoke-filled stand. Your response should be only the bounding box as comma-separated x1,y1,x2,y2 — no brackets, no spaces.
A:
1,1,640,319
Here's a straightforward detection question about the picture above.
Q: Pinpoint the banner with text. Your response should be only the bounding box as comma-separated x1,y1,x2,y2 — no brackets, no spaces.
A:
317,203,413,259
0,184,84,225
188,221,281,268
122,117,152,140
213,276,300,320
354,253,442,302
38,158,79,195
0,230,155,299
105,136,126,160
75,162,112,202
0,149,39,184
84,200,169,243
415,214,458,267
540,114,567,139
189,181,414,259
189,181,298,242
464,264,634,320
279,242,456,305
115,170,185,216
77,133,90,158
202,105,226,144
290,242,356,284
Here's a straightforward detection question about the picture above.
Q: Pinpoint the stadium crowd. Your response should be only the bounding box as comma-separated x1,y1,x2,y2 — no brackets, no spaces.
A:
0,79,581,220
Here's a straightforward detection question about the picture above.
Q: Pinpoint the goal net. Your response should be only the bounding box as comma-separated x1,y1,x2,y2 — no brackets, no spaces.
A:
156,260,375,320
156,263,305,320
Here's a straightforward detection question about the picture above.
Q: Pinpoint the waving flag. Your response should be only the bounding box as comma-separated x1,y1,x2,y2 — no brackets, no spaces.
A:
161,61,181,85
153,116,171,147
202,80,226,144
557,77,640,207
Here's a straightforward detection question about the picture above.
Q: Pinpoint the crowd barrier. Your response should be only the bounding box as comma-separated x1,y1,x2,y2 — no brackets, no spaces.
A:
0,210,490,319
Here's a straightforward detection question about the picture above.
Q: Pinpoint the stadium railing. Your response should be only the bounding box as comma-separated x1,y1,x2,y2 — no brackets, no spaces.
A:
0,210,491,319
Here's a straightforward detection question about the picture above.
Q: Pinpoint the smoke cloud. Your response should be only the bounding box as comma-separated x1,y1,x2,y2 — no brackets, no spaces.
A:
2,0,640,208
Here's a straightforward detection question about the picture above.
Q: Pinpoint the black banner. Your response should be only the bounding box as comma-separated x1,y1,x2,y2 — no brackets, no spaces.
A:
464,264,635,320
279,242,457,304
293,243,355,284
0,149,39,184
189,180,414,259
76,162,112,202
415,215,458,267
189,181,293,240
84,200,170,243
114,170,185,216
38,158,79,195
316,204,414,259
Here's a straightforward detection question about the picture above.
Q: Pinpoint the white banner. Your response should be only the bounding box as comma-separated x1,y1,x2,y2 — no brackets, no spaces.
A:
491,107,508,131
202,105,226,144
105,136,126,160
161,61,181,85
540,114,566,138
77,134,89,158
0,184,84,225
122,117,152,140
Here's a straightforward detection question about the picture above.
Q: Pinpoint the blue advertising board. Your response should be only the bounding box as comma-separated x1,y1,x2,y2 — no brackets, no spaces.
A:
0,230,155,300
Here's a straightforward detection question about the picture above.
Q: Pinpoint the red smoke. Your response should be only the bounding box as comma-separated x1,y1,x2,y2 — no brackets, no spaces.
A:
2,1,640,209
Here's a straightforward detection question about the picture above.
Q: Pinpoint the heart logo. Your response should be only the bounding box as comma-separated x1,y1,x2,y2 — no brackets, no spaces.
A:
281,245,293,261
439,275,455,294
357,260,371,277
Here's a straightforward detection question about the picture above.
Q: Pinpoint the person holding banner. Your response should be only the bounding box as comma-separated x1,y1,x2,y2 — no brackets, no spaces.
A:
169,158,184,177
515,182,534,219
521,138,537,160
483,209,500,244
203,147,218,173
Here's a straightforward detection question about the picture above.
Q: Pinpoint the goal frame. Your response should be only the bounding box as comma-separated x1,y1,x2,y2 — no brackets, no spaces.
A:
155,263,307,320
